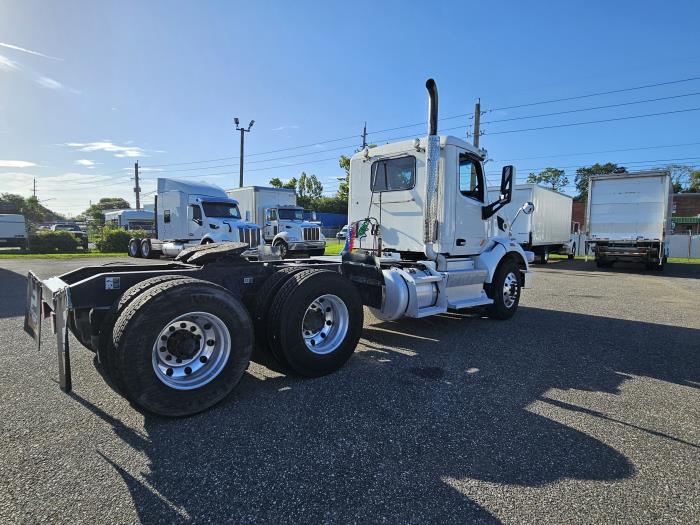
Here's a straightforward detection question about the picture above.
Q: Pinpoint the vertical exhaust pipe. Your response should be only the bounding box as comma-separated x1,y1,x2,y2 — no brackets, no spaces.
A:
423,79,440,259
426,79,438,136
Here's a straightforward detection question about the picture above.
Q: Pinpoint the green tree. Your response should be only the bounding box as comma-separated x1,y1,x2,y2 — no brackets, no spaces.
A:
81,197,131,224
665,164,700,193
269,177,284,188
526,167,569,192
337,155,351,201
0,193,64,224
689,169,700,192
574,163,626,201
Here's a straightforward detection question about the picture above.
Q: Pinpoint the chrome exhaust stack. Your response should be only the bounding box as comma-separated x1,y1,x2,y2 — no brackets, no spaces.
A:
424,79,440,260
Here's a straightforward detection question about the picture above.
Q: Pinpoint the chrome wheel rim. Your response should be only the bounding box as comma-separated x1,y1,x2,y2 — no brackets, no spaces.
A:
152,311,230,390
142,242,150,257
129,241,138,256
301,294,348,355
502,272,519,309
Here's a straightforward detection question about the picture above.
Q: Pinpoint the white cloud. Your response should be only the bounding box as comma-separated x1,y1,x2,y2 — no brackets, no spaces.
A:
0,42,62,61
74,159,99,168
0,160,37,168
66,141,146,158
271,125,300,132
0,54,20,71
36,76,62,90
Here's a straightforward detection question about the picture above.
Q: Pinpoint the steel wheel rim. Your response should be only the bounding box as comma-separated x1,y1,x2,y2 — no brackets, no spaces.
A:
502,272,519,308
152,311,230,390
142,242,150,257
302,294,348,355
129,241,138,256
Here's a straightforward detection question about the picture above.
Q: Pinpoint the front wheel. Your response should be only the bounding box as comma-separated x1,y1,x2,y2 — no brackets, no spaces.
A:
273,240,289,259
485,259,522,320
112,278,253,417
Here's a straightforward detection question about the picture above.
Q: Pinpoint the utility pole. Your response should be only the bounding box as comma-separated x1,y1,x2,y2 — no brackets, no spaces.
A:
33,178,36,198
134,161,141,210
361,121,367,149
473,98,481,148
234,118,255,188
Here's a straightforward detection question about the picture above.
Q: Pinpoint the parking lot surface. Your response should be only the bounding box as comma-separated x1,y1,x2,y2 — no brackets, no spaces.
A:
0,257,698,524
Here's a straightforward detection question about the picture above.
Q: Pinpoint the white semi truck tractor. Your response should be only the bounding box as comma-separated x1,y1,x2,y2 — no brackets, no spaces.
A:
226,186,326,258
24,79,535,417
127,178,263,258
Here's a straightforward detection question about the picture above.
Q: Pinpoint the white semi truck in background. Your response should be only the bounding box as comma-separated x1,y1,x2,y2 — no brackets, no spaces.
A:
486,184,574,263
128,178,262,258
586,170,672,270
25,78,535,417
226,186,326,258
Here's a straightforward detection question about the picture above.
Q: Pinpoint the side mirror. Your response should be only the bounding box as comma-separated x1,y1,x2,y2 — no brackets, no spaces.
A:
245,210,251,222
521,201,535,215
482,165,515,219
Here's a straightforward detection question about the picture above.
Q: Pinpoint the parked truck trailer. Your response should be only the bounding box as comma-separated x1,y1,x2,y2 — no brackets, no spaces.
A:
0,214,28,249
24,79,535,417
585,170,672,270
486,184,573,263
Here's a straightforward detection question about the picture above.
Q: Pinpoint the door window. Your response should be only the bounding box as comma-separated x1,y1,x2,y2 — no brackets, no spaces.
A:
191,205,202,223
458,153,484,202
163,210,171,223
371,156,416,192
266,208,277,221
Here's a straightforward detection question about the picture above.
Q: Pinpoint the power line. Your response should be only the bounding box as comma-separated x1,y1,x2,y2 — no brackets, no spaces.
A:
483,106,700,136
138,74,700,170
487,75,700,112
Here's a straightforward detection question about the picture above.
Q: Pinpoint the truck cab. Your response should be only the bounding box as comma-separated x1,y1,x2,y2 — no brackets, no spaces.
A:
147,178,262,258
346,79,534,321
262,205,325,257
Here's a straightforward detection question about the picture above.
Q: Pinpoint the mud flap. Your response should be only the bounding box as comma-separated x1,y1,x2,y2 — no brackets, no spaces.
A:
54,287,72,393
23,271,42,350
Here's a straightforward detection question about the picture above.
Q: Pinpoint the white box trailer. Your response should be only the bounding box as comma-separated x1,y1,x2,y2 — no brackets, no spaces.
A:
586,170,672,270
0,214,28,249
487,184,573,263
104,209,155,232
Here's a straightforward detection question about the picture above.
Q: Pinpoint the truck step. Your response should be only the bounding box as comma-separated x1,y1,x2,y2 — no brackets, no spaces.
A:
448,296,493,310
411,305,448,318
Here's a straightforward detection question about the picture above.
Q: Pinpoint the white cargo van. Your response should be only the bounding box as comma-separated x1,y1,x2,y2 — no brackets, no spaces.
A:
0,214,28,249
487,184,573,263
226,186,325,258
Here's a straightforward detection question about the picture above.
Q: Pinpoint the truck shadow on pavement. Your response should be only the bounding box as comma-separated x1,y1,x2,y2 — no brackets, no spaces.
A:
82,306,699,524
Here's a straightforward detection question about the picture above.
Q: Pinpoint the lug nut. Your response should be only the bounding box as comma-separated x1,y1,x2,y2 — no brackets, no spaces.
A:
326,320,332,326
161,335,167,341
165,355,172,361
169,326,175,332
184,367,192,375
190,326,197,332
176,358,182,364
180,322,187,328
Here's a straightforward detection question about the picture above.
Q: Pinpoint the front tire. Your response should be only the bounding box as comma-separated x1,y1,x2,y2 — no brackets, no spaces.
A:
112,278,253,417
485,259,522,320
273,240,289,259
267,269,363,377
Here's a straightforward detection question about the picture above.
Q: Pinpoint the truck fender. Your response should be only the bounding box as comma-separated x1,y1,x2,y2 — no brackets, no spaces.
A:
477,238,530,284
272,231,291,245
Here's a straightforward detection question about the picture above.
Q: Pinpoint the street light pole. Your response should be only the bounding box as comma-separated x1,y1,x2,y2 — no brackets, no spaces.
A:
234,117,255,188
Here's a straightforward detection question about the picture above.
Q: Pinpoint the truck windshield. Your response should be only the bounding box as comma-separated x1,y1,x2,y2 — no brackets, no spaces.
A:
278,208,304,221
202,202,241,219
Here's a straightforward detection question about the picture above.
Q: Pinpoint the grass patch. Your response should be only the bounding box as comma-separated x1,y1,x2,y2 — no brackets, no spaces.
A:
324,240,344,256
549,253,699,264
0,250,126,259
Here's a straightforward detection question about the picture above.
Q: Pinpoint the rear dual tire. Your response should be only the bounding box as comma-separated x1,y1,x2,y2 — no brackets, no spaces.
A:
109,278,253,417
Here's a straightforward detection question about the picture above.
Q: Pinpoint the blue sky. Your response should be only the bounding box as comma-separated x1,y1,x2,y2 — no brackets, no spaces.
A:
1,0,699,216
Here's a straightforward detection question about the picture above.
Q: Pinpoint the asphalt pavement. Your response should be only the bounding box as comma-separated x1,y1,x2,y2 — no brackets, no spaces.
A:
0,257,698,524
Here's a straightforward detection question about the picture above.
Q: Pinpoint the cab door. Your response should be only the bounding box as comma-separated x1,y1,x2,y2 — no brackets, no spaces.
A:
453,150,488,255
263,208,278,242
188,204,204,239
